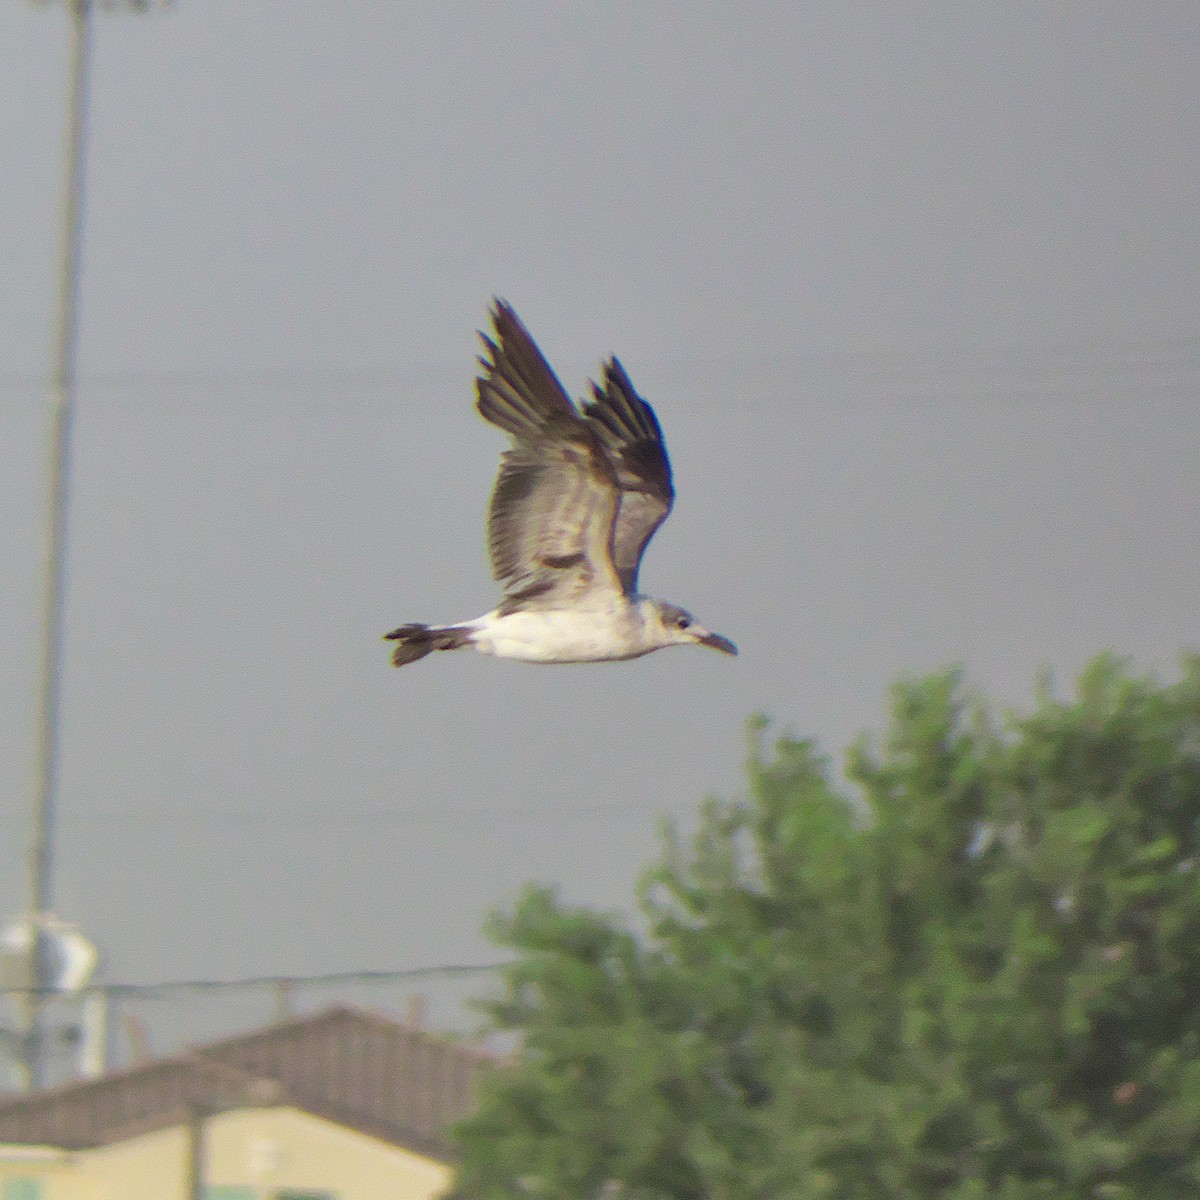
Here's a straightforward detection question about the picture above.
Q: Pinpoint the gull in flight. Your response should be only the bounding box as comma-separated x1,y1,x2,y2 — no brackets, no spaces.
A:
385,301,737,667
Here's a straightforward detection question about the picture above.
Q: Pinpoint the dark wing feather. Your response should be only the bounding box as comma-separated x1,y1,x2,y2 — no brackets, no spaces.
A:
476,301,622,605
475,300,578,437
583,357,675,594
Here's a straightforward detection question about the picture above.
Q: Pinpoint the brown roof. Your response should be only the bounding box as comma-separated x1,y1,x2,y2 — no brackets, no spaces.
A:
0,1006,492,1160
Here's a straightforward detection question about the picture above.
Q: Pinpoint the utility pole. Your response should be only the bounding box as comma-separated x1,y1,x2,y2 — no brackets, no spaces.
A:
22,0,174,1093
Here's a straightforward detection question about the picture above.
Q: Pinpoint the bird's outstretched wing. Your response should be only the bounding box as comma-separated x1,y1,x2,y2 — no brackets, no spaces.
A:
583,358,675,595
476,301,623,609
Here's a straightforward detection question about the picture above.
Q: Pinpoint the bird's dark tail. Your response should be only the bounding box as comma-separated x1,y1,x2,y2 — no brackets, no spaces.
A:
383,623,475,668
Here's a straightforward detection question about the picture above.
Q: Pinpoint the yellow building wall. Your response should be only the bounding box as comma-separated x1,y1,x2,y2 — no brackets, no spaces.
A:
82,1123,193,1200
2,1106,454,1200
0,1148,100,1200
202,1106,453,1199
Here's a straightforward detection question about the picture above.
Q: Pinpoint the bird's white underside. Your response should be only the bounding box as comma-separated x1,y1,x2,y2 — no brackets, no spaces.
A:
455,598,679,663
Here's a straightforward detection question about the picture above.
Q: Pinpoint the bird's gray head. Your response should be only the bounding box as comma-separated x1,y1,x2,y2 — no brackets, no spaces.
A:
646,600,738,656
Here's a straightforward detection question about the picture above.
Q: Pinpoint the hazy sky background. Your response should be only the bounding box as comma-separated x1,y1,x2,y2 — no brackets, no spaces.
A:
1,3,1198,1070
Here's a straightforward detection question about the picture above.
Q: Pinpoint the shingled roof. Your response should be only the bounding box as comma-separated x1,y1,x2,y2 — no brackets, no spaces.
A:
0,1005,491,1159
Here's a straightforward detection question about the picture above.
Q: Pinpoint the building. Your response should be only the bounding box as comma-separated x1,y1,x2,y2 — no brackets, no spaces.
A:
0,1005,491,1200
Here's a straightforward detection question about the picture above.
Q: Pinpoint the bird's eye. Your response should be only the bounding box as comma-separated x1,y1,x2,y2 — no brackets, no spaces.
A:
675,615,691,630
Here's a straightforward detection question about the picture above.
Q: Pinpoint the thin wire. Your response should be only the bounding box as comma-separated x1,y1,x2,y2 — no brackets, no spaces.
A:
34,797,682,829
0,337,1197,396
3,960,510,999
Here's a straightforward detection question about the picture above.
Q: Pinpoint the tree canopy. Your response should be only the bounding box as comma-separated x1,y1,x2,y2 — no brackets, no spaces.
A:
453,656,1200,1199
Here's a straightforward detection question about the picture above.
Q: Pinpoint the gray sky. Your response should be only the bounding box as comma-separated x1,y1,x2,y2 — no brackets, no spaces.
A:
1,3,1198,1061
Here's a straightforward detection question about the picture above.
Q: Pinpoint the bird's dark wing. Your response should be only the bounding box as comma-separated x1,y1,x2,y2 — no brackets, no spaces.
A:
476,301,623,607
582,357,675,594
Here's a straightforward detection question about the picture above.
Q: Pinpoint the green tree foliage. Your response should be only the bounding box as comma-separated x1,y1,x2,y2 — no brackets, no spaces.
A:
453,656,1200,1199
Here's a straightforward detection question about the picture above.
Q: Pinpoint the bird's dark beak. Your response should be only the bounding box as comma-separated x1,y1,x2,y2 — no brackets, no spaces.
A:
699,631,738,656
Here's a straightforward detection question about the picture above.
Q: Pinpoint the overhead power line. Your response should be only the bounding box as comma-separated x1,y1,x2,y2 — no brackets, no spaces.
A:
3,959,509,1000
21,796,684,829
0,336,1198,398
